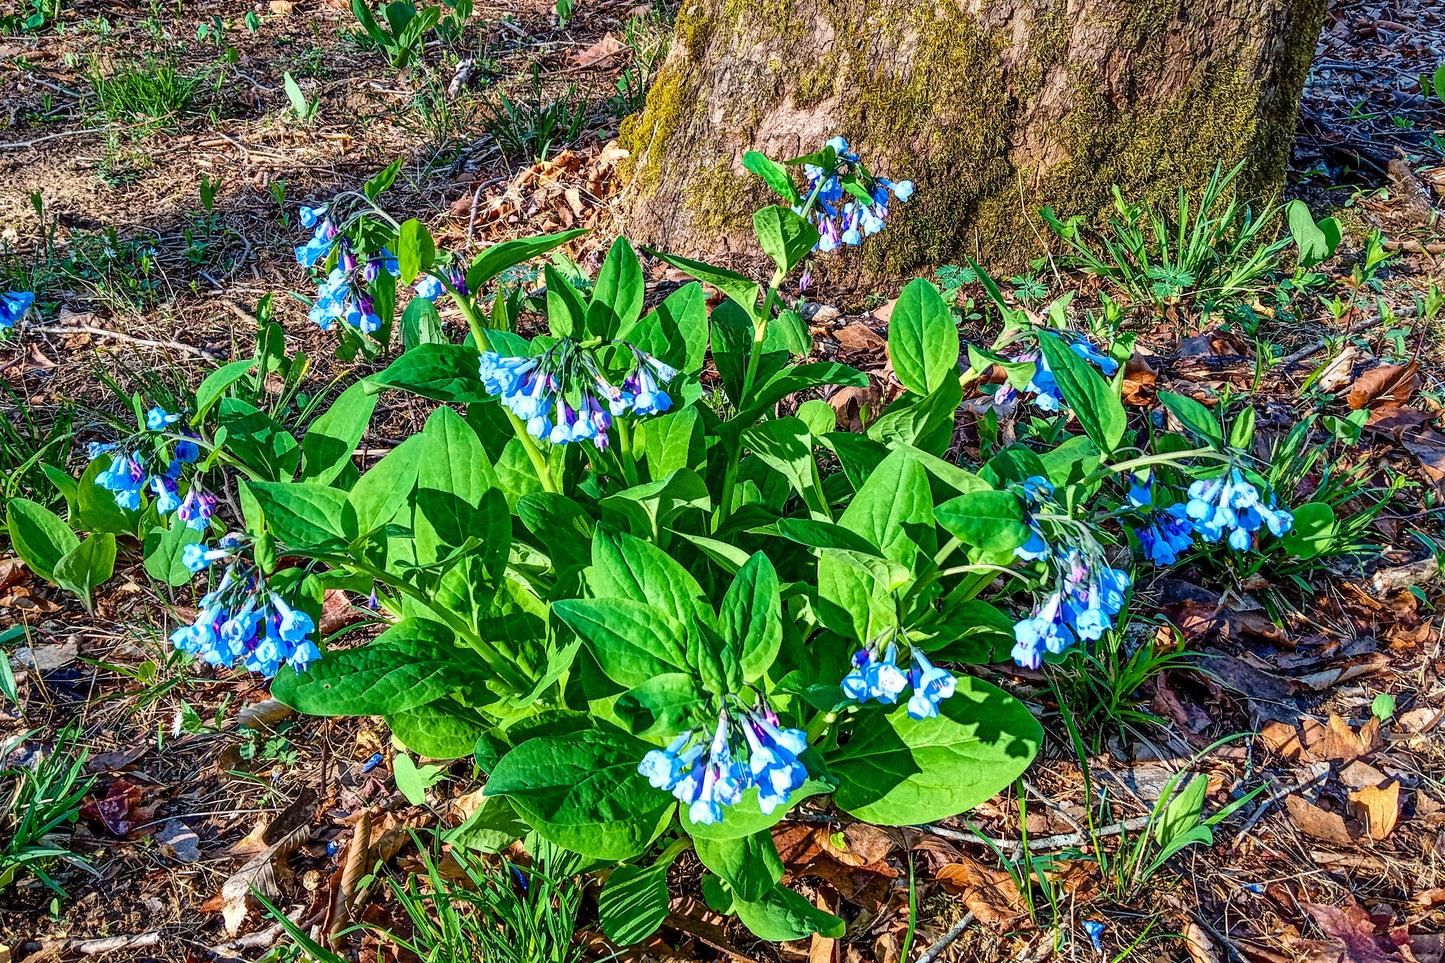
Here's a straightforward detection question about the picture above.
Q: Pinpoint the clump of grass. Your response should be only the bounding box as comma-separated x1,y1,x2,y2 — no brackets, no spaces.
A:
0,721,95,894
0,385,75,513
87,55,209,131
481,64,589,163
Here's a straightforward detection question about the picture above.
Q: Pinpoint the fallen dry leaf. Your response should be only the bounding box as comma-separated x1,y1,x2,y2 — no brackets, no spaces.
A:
572,34,625,68
1348,362,1419,410
1304,902,1402,963
1185,922,1223,963
1322,714,1382,763
1286,794,1355,847
157,819,201,863
936,857,1027,928
1347,782,1400,840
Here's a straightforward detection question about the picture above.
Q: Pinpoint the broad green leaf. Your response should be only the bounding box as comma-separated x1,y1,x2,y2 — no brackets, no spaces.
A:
597,863,670,946
6,497,79,582
465,229,589,295
1285,200,1341,269
1036,333,1126,453
710,299,788,405
1157,390,1224,450
218,398,301,481
839,448,935,566
414,407,499,563
586,236,645,340
828,677,1042,824
934,489,1031,555
865,377,963,457
693,831,783,903
589,526,709,619
753,206,819,276
396,218,435,284
640,406,704,479
393,752,447,805
400,294,445,349
721,552,782,682
243,480,350,551
485,725,674,860
1154,775,1207,848
143,522,206,587
53,533,116,610
615,672,707,737
192,358,257,423
300,381,378,484
743,417,826,515
628,282,708,373
888,278,960,394
552,597,687,688
387,697,490,759
597,469,710,539
544,264,588,339
517,492,594,571
1276,501,1335,559
366,343,489,403
444,792,529,854
73,456,141,536
344,434,425,535
743,151,800,204
911,601,1016,663
644,248,760,319
271,618,483,715
730,882,845,941
728,363,867,431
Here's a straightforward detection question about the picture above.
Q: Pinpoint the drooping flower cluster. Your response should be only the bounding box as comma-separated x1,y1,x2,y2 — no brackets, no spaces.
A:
296,204,438,334
796,137,913,253
1125,477,1195,566
994,338,1118,412
1010,477,1132,670
477,339,676,449
1,291,35,330
90,407,212,528
639,700,810,825
839,642,957,720
170,539,321,677
1185,469,1294,549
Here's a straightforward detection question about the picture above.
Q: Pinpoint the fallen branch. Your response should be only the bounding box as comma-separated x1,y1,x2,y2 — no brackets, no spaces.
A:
70,931,162,955
29,324,225,361
919,814,1154,854
916,911,975,963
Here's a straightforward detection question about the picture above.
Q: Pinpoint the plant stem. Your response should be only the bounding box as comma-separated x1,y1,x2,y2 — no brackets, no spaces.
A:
1087,446,1227,484
616,418,639,487
715,271,785,530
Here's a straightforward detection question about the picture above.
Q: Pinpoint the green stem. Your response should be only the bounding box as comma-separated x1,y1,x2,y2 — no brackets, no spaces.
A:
1084,447,1227,485
617,418,639,487
716,271,786,530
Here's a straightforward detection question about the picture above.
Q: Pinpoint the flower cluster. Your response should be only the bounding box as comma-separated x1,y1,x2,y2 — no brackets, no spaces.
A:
169,541,321,677
639,701,810,825
90,407,212,528
994,338,1118,412
1126,478,1194,565
1185,470,1293,549
796,137,913,253
839,643,957,719
1,291,34,330
477,339,675,450
1010,477,1132,669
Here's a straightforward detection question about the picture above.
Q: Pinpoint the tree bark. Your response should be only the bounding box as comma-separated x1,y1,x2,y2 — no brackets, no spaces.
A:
618,0,1328,278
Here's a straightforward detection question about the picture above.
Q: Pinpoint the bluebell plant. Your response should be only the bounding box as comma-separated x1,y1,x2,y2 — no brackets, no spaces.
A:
795,137,913,253
89,406,212,528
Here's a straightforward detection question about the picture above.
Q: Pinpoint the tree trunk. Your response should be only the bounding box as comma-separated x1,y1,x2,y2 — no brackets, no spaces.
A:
618,0,1328,278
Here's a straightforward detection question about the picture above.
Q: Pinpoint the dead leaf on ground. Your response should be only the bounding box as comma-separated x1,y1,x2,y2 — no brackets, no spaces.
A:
572,34,625,68
1322,713,1382,763
1185,922,1223,963
11,639,78,673
237,698,296,732
80,779,159,837
936,857,1027,928
1285,794,1355,847
1303,902,1403,963
1348,362,1419,410
157,819,201,863
1347,782,1401,839
204,791,317,934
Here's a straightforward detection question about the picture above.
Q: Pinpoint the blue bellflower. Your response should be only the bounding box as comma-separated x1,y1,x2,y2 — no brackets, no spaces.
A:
1185,470,1293,549
841,643,958,720
169,553,320,676
0,291,36,329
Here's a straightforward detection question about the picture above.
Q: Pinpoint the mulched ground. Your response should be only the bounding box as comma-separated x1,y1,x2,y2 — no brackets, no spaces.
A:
1,0,1444,959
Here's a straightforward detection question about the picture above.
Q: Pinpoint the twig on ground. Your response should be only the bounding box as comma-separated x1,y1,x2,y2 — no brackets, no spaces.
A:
916,911,975,963
29,324,224,361
0,129,101,150
920,814,1154,854
67,931,162,955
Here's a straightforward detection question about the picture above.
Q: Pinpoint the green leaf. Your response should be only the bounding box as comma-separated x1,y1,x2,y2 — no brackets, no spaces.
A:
839,447,935,566
192,358,257,423
414,406,500,563
271,618,483,715
693,831,784,903
400,294,445,349
344,434,425,535
743,416,827,515
586,236,645,340
615,672,707,736
1157,390,1224,449
598,469,711,538
628,282,709,373
243,480,350,551
366,343,489,403
1154,775,1207,848
74,456,140,535
597,863,671,946
465,229,589,295
934,489,1031,556
6,497,79,582
552,598,687,688
888,278,960,395
396,218,435,284
393,752,447,805
53,533,116,611
743,151,800,204
721,552,782,682
218,398,301,481
300,381,378,484
485,725,674,860
544,264,589,339
729,362,867,431
911,601,1017,664
753,206,819,276
865,378,964,457
1275,501,1335,559
1371,692,1395,721
730,883,845,941
640,406,705,479
828,677,1042,824
516,492,595,570
363,158,403,201
387,697,490,759
143,522,206,587
1036,333,1126,453
644,248,760,319
588,526,709,621
444,792,529,853
1285,200,1341,269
